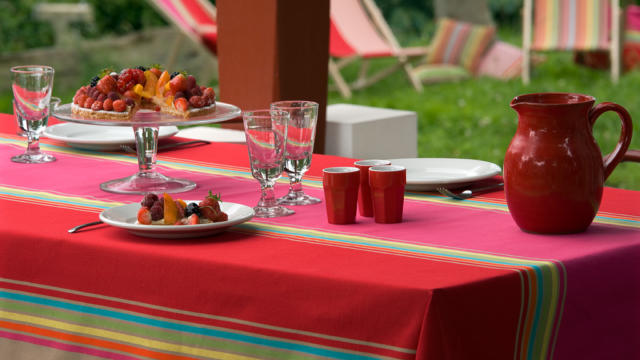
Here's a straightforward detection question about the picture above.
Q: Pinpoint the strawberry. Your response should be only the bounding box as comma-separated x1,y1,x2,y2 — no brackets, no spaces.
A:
117,69,138,93
124,90,140,101
149,67,162,78
185,75,197,90
91,100,103,111
103,98,113,111
199,191,223,221
174,97,189,112
169,74,187,94
96,75,117,94
203,87,215,100
132,69,145,85
83,97,95,109
74,94,87,106
137,206,152,225
187,214,199,225
112,99,127,112
189,95,205,108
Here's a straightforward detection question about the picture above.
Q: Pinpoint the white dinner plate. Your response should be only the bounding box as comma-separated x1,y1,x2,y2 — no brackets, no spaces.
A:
44,123,179,150
387,158,502,191
100,201,254,239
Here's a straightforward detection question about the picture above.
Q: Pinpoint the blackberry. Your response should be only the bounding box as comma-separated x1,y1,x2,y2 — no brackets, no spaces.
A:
135,65,147,71
170,71,180,79
141,193,158,208
185,203,201,217
89,76,100,87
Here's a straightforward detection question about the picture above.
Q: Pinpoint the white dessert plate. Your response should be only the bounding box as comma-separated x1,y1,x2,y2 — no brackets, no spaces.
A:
44,123,179,150
387,158,502,191
100,201,254,239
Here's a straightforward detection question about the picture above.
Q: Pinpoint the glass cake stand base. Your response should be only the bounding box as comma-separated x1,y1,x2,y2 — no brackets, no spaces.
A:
100,171,196,194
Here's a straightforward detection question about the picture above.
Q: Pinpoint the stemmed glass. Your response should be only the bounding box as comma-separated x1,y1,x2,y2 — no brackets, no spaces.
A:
270,100,321,205
243,110,294,218
10,65,57,163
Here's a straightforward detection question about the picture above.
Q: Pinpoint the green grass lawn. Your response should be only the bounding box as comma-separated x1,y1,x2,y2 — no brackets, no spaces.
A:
328,51,640,191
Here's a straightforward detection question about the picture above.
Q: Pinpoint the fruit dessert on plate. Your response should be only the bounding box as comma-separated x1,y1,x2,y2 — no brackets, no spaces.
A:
71,66,216,120
137,191,228,225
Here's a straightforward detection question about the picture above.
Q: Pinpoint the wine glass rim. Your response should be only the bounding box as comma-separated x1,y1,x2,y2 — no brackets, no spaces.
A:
10,65,54,74
243,109,289,118
271,100,319,109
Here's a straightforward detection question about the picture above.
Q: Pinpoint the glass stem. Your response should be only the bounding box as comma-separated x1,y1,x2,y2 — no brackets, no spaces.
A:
25,129,41,155
134,126,159,175
288,173,303,194
258,183,277,208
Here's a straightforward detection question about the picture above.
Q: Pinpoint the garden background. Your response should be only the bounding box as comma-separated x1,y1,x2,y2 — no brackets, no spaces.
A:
1,0,639,190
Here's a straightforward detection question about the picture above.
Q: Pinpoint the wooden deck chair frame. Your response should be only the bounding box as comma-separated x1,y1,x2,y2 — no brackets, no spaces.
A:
329,0,428,98
147,0,217,74
522,0,622,84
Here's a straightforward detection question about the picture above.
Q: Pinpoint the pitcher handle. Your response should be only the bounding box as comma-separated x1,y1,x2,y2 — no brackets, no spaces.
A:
588,102,633,180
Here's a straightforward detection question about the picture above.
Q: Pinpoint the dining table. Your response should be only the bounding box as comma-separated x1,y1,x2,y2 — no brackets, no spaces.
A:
0,112,638,360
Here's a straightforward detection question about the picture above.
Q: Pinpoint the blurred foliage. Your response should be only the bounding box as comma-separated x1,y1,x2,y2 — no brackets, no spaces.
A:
0,0,167,53
0,0,55,52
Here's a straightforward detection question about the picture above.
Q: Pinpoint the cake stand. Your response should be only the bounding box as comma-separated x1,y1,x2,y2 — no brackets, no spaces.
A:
53,102,242,194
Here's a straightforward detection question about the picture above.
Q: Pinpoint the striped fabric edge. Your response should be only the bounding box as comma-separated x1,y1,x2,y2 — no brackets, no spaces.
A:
0,279,412,360
1,185,569,359
532,0,611,51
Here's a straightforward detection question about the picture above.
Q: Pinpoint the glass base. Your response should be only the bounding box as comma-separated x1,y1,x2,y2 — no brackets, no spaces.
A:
253,205,295,218
100,171,196,194
277,192,322,206
11,152,56,164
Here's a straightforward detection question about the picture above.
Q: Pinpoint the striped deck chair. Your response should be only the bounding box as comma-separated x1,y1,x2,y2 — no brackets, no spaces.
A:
522,0,622,83
329,0,429,98
148,0,217,70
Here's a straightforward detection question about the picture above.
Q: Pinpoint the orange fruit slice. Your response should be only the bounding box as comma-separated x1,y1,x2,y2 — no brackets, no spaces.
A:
163,193,178,225
156,71,170,97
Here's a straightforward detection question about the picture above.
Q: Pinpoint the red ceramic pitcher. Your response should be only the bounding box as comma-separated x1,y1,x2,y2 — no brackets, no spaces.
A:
505,93,633,234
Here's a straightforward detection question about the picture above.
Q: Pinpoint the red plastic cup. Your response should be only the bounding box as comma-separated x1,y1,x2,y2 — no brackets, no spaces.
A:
354,160,391,217
369,165,406,224
322,167,360,224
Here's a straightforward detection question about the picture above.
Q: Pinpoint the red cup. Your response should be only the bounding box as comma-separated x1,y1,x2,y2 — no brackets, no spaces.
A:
323,167,360,224
369,165,406,224
354,159,391,217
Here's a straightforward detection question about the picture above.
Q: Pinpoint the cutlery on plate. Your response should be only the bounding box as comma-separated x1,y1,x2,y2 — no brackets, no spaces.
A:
120,140,211,153
436,183,504,200
68,221,104,233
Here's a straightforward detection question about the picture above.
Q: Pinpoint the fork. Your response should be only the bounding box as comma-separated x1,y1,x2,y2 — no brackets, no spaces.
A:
436,183,504,200
120,140,211,153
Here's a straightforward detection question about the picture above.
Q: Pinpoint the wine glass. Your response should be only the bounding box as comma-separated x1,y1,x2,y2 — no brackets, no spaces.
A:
10,65,56,163
270,100,321,205
243,109,294,218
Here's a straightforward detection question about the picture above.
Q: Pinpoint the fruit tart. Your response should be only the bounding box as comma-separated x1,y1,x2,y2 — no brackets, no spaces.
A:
137,191,228,225
72,66,216,120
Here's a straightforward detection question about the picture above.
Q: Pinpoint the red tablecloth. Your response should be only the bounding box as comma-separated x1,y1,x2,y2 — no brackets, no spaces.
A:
0,114,638,360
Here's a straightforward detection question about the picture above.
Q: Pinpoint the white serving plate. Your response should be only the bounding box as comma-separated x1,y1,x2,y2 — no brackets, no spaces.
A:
44,123,179,150
387,158,502,191
100,201,254,239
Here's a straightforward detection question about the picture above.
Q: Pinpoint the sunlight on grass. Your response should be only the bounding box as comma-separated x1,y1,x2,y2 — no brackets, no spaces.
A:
328,52,640,190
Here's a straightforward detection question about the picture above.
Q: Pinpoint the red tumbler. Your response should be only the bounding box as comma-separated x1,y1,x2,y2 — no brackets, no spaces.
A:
322,167,360,224
369,165,406,224
354,159,391,217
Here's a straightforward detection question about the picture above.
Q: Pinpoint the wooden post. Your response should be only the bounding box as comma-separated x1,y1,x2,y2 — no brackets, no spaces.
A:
217,0,330,153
